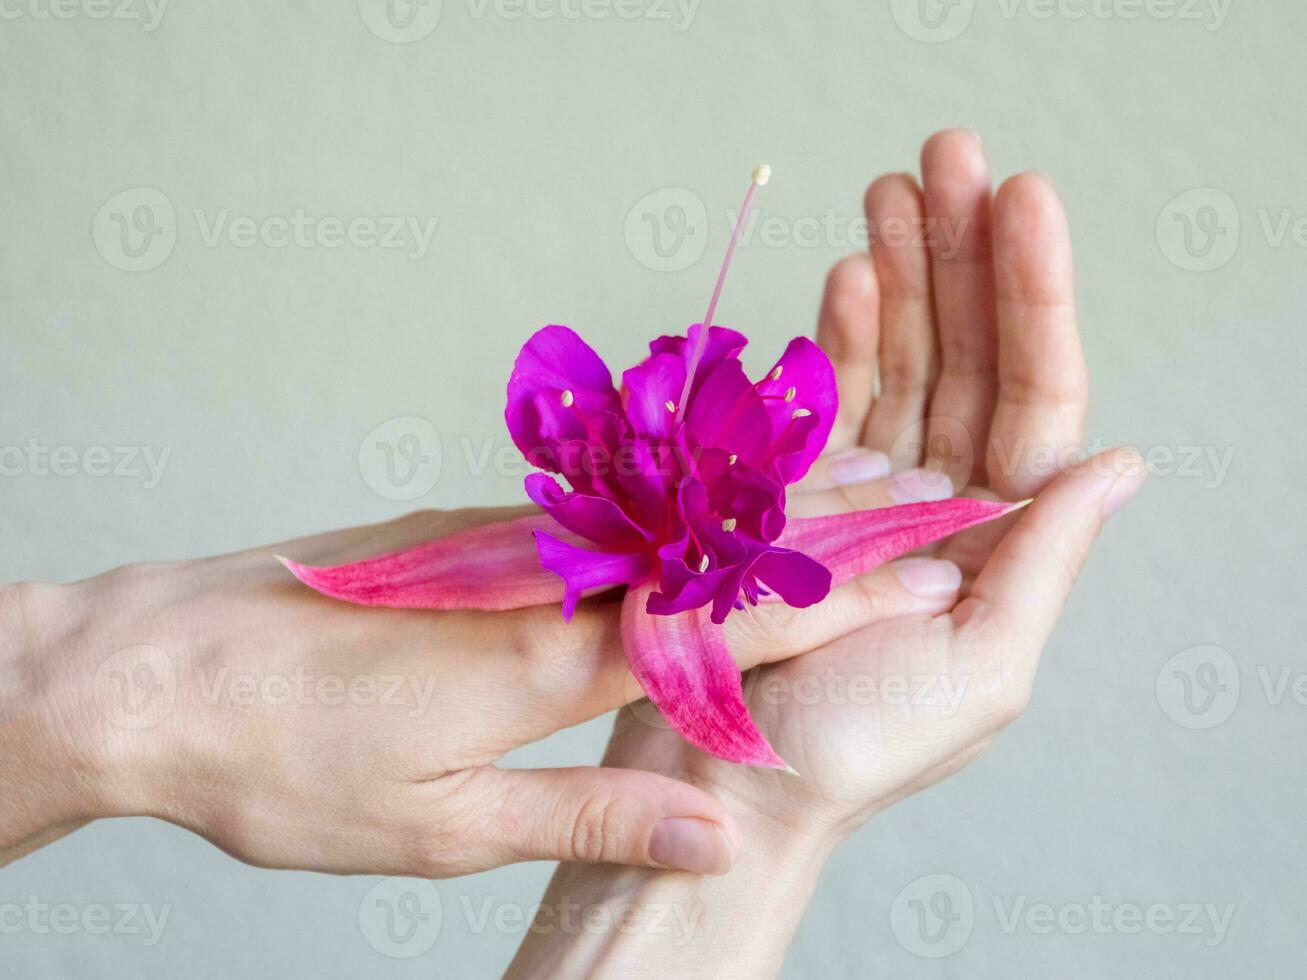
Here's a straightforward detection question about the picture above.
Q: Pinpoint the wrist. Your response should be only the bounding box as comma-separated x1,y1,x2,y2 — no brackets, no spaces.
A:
0,582,112,846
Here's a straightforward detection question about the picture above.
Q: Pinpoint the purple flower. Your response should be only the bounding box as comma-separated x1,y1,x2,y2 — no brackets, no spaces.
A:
507,322,836,625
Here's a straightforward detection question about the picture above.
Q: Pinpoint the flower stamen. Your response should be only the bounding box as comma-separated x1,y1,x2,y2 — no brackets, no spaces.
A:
560,389,575,408
721,518,737,532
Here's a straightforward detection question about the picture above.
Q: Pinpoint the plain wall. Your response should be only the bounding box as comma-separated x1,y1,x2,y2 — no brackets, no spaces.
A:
1,1,1302,976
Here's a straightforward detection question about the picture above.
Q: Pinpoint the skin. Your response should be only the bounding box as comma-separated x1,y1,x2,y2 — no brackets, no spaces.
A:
505,130,1145,978
0,129,1144,975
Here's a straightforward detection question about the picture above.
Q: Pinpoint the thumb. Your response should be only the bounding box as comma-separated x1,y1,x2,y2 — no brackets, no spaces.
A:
462,766,738,875
963,445,1147,663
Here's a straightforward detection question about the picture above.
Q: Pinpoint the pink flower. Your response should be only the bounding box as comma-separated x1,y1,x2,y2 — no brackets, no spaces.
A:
510,322,835,625
281,323,1019,769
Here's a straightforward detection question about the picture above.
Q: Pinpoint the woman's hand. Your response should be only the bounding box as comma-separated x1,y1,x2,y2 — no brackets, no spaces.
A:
507,130,1145,978
0,500,955,878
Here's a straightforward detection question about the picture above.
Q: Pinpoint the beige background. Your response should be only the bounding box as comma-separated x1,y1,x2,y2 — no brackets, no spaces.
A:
2,0,1303,975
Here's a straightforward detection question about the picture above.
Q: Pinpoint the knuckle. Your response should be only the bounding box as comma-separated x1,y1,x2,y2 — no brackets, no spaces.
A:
569,794,622,865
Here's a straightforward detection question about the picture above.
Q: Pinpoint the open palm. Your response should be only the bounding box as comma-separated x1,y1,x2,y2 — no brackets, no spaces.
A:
600,130,1144,837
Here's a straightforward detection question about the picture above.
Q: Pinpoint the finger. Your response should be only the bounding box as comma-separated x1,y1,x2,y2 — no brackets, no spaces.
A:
456,765,737,874
861,173,939,467
788,467,952,517
986,172,1088,500
956,447,1146,671
793,445,891,494
814,254,881,452
920,129,998,487
507,556,965,737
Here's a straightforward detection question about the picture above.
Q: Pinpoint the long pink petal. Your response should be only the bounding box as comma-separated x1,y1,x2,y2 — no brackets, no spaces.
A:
777,498,1027,588
620,581,787,769
278,514,568,610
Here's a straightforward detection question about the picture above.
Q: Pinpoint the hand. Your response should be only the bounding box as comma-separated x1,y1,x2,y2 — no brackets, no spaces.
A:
0,501,958,878
508,130,1145,978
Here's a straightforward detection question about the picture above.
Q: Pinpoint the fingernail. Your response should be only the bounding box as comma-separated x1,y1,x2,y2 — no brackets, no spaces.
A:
890,468,954,504
1102,450,1147,520
828,449,892,486
963,127,983,146
649,818,733,875
894,558,963,598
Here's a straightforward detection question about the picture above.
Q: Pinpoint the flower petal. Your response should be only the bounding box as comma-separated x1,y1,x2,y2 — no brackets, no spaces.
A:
776,498,1025,587
755,337,838,484
749,548,832,608
685,360,773,465
621,581,787,769
506,325,622,465
279,514,566,609
524,473,651,549
621,352,685,438
534,530,653,621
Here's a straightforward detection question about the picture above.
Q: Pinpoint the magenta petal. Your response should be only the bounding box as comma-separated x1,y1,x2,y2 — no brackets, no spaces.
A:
524,473,651,549
621,352,685,438
534,531,653,621
279,514,566,609
755,337,838,484
776,498,1024,587
685,360,773,464
750,549,832,608
621,582,787,769
506,325,622,464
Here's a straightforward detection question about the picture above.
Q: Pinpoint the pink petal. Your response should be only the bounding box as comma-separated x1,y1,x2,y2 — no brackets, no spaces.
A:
777,498,1025,587
279,514,568,609
534,531,653,621
620,581,788,769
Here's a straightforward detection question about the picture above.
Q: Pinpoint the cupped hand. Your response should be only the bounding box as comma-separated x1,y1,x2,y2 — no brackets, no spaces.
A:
599,130,1146,845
